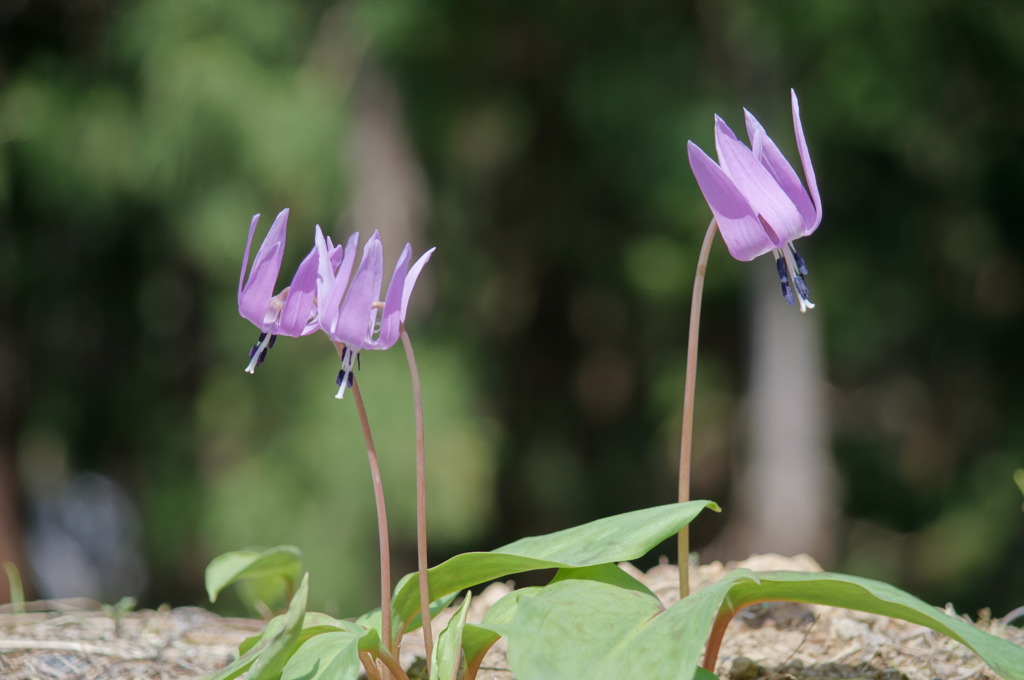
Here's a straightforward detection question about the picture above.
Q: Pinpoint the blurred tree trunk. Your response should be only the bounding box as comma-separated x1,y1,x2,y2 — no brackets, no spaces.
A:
712,262,837,564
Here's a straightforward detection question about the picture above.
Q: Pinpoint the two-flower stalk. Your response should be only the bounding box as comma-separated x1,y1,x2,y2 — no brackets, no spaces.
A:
678,89,822,598
238,209,436,675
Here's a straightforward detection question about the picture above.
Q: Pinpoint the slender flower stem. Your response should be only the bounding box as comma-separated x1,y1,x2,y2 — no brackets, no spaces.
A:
400,325,434,672
348,371,395,669
677,218,718,600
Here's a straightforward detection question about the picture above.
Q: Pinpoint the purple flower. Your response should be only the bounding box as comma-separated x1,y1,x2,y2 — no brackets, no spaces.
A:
314,226,435,398
238,208,341,373
688,89,822,312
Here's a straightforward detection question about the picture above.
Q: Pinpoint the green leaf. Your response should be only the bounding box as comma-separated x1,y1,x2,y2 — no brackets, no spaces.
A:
502,569,1024,680
404,591,461,634
462,588,541,675
205,545,304,603
247,573,310,680
461,566,653,679
392,501,717,631
723,571,1024,680
550,563,655,597
237,614,341,656
281,630,363,680
431,593,472,680
202,618,285,680
203,606,333,680
505,573,747,680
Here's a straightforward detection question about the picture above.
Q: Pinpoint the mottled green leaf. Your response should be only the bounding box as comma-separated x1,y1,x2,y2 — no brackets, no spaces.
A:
205,545,304,603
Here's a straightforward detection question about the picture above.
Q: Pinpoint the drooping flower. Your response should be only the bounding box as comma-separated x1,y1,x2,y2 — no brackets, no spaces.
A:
687,89,822,312
314,226,435,398
237,208,341,373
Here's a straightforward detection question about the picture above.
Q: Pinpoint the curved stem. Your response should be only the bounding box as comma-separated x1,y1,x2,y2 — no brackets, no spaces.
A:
375,646,412,680
400,325,433,671
359,651,383,680
702,598,774,671
350,376,395,668
677,219,718,600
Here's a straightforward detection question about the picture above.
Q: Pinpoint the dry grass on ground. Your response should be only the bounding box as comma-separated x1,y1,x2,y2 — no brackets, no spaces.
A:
1,555,1021,680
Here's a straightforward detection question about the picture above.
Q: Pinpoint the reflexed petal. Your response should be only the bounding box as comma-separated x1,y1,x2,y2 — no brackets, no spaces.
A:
791,89,822,234
687,142,777,261
744,108,816,230
277,245,320,336
314,226,339,335
370,243,413,350
249,210,289,282
238,213,261,304
238,210,289,327
315,228,361,336
712,115,739,148
401,247,436,319
238,241,283,326
714,123,804,244
336,231,361,295
328,235,347,270
332,235,383,346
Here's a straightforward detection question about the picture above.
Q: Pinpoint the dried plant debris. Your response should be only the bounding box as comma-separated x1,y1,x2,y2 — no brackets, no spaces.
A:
2,556,1021,680
0,599,260,680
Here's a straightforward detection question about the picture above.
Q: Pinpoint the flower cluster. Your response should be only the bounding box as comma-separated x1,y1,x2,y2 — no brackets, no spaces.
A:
688,89,822,312
237,208,435,396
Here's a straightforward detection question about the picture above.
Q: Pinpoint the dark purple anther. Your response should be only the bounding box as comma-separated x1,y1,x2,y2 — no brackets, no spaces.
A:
776,256,796,306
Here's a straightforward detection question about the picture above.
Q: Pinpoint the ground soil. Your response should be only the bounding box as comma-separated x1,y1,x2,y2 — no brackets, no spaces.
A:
1,555,1020,679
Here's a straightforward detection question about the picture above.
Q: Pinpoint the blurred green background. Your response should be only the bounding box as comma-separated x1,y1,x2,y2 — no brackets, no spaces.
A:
2,1,1022,618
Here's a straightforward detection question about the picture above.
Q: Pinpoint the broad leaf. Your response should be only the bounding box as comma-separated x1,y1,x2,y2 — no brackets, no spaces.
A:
502,568,1024,680
404,591,461,634
391,501,717,632
431,593,472,680
724,571,1024,680
550,563,654,597
205,545,304,603
504,572,749,680
462,587,541,677
281,630,363,680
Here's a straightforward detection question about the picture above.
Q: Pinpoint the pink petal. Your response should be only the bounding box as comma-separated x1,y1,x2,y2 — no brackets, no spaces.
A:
401,247,435,319
238,210,289,327
332,234,383,346
687,141,777,261
238,213,261,305
714,121,804,244
791,89,822,235
370,243,413,350
744,108,816,231
313,226,338,334
276,245,319,336
713,115,739,146
315,228,361,336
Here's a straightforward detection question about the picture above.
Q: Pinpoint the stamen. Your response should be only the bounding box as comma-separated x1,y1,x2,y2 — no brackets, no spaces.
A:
781,246,815,313
788,244,809,276
333,345,359,399
774,251,796,306
245,332,274,374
